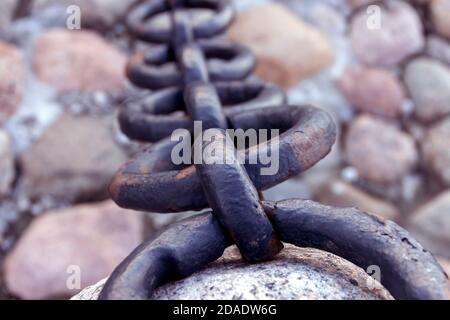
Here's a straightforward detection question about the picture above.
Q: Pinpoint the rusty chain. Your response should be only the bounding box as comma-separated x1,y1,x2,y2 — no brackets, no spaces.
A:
99,0,448,300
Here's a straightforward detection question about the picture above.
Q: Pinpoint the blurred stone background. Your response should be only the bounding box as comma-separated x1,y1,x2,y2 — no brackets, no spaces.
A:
0,0,449,299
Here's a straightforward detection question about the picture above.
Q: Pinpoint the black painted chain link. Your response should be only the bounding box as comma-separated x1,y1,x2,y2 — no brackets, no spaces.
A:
99,0,448,300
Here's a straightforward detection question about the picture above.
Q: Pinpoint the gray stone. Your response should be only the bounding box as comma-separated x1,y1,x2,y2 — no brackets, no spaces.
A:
350,0,424,67
20,113,128,202
404,57,450,123
0,0,16,37
337,66,405,118
422,117,450,187
316,179,399,221
72,245,393,300
263,179,311,202
409,191,450,259
436,257,450,298
345,115,418,184
346,0,377,9
426,36,450,66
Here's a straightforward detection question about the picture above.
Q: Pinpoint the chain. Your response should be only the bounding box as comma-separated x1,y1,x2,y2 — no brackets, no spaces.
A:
99,0,448,300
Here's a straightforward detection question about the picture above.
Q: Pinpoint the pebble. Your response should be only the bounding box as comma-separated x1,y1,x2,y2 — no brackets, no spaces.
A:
4,200,145,299
227,3,334,88
338,66,404,118
33,29,127,92
345,115,418,183
404,57,450,123
20,113,128,202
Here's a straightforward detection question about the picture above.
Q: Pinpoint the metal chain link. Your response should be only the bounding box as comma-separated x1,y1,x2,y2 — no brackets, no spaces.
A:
99,0,448,300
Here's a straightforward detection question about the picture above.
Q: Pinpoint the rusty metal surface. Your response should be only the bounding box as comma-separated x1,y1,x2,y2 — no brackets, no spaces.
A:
111,105,336,213
126,41,255,90
262,200,449,300
195,130,283,262
99,212,231,300
100,0,448,300
126,0,234,43
119,81,285,142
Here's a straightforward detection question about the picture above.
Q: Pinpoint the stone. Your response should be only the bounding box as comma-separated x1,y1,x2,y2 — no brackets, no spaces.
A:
72,245,393,300
426,36,450,66
4,200,145,300
337,66,404,118
404,57,450,122
316,179,399,221
33,0,138,30
0,41,26,123
436,257,450,298
347,0,377,9
263,178,311,202
311,4,346,34
408,191,450,259
20,113,128,202
0,130,14,198
350,1,424,67
345,115,418,184
227,3,334,88
422,117,450,187
0,0,16,37
431,0,450,40
33,29,127,92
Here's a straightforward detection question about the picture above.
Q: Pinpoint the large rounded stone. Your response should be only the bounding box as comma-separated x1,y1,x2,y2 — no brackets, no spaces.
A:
344,115,418,183
4,200,145,300
33,29,127,92
72,245,393,300
422,117,450,187
227,3,334,88
350,1,424,67
404,57,450,123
